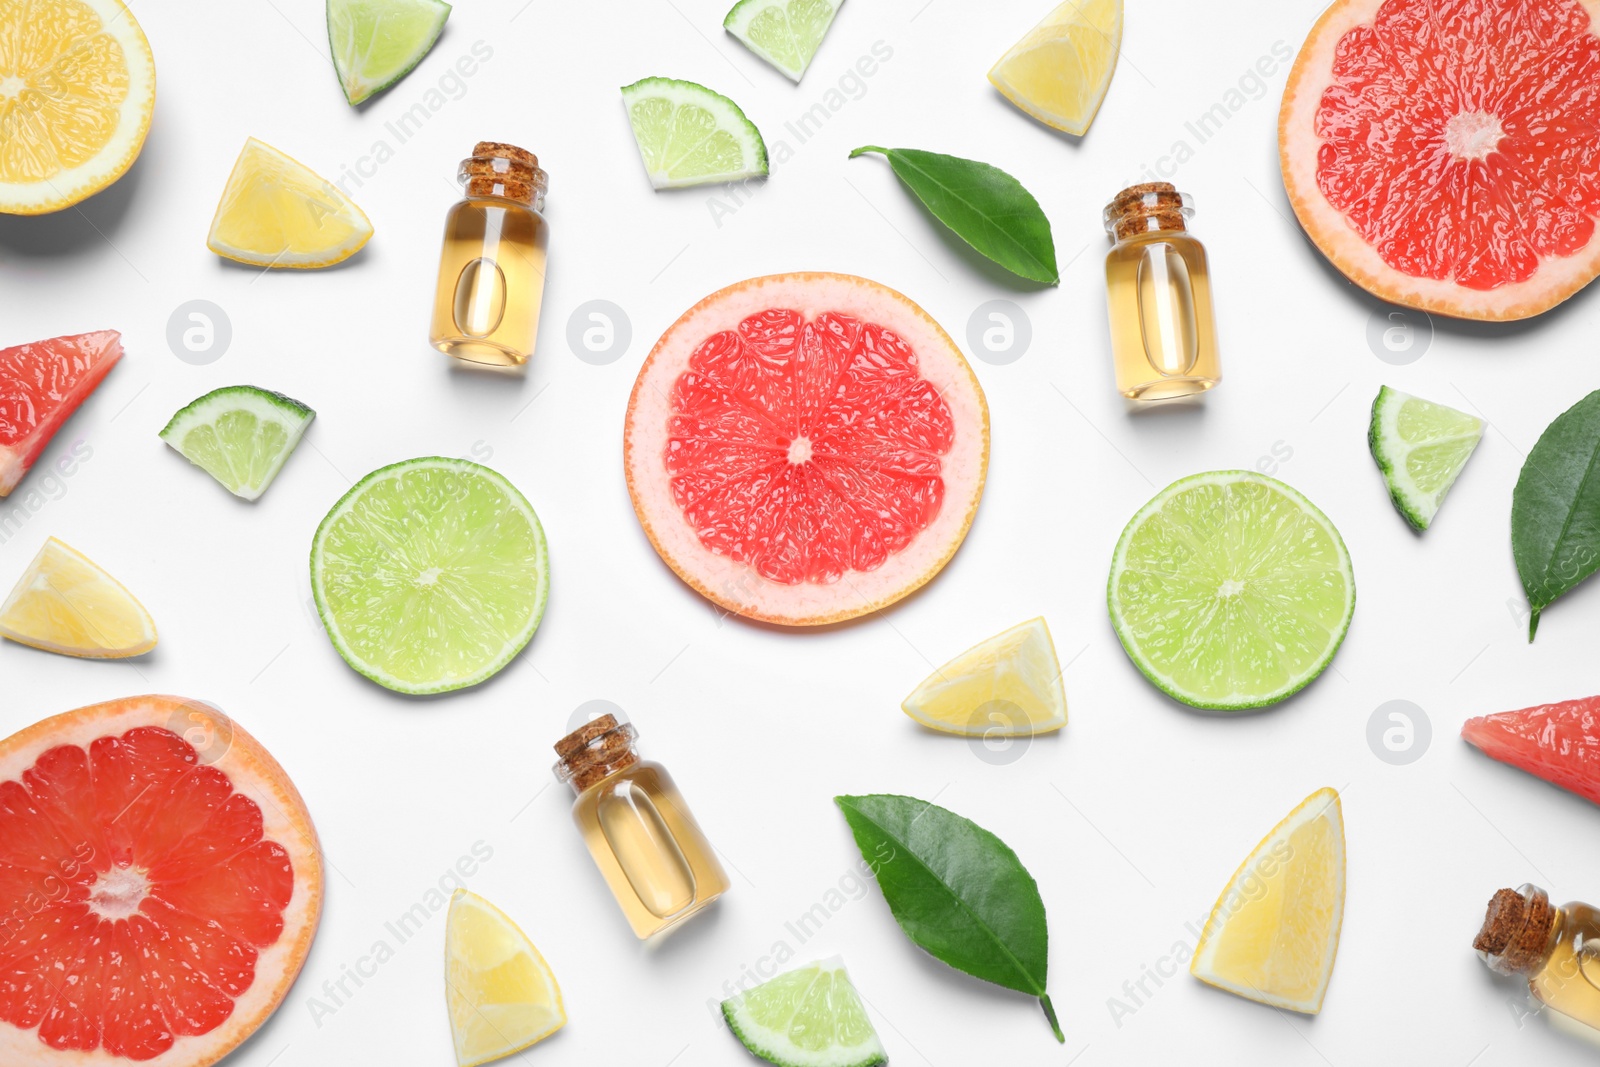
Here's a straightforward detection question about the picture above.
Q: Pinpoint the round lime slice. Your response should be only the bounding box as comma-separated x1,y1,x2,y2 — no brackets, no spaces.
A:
159,385,314,501
1369,384,1483,530
1107,471,1355,711
327,0,451,106
310,458,549,695
723,0,843,82
620,77,768,189
721,957,886,1067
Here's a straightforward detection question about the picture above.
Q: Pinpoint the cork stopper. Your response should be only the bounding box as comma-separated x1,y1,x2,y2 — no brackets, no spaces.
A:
1104,182,1194,241
552,713,639,793
459,141,547,206
1475,885,1557,975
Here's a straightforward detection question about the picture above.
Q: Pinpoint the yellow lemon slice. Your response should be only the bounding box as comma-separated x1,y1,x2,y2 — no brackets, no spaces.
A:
0,537,156,658
988,0,1121,136
206,138,373,268
0,0,154,215
901,617,1067,736
1191,787,1346,1014
445,890,566,1067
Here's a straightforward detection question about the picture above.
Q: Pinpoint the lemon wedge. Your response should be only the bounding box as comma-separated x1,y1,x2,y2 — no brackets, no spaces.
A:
445,890,566,1067
206,138,373,268
901,617,1067,736
988,0,1122,136
1190,787,1346,1014
0,538,156,658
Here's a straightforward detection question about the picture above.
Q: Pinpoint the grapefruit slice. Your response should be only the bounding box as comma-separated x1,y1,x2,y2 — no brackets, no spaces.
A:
0,696,322,1065
0,331,122,497
1280,0,1600,321
624,273,989,626
1462,696,1600,805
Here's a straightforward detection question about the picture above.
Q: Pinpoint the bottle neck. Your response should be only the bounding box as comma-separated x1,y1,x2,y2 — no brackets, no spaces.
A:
553,715,640,794
459,141,547,210
1476,885,1561,976
1104,182,1193,244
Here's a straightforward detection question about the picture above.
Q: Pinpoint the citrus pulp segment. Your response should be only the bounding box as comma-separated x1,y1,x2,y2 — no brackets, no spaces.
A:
0,329,121,498
624,273,989,626
444,890,565,1067
160,386,315,501
901,617,1067,736
327,0,451,105
723,0,843,82
1368,385,1483,530
1462,697,1600,806
0,537,156,658
988,0,1122,136
206,138,373,268
0,696,322,1065
620,77,768,189
1280,0,1600,320
0,0,154,215
1190,788,1345,1014
721,956,887,1067
310,457,549,694
1107,471,1355,710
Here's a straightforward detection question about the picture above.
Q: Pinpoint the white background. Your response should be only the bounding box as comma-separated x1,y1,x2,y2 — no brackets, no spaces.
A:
4,0,1600,1064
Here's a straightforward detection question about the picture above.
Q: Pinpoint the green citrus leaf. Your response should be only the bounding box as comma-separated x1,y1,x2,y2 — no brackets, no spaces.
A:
1512,389,1600,641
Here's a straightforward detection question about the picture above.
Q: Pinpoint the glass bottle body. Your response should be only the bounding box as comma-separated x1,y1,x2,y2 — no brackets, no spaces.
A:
429,195,548,367
1528,901,1600,1031
1104,229,1221,400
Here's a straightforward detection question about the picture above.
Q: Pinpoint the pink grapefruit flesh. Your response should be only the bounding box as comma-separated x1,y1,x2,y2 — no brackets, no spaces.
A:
1280,0,1600,320
1462,696,1600,805
0,696,322,1066
625,273,989,626
0,331,122,497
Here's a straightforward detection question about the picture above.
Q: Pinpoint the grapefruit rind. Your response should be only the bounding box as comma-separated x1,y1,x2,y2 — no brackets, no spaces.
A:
623,273,990,627
0,695,323,1067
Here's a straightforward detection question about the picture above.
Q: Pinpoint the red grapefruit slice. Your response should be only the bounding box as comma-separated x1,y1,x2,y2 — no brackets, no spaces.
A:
0,696,321,1065
1462,696,1600,805
624,273,989,626
0,331,123,497
1280,0,1600,321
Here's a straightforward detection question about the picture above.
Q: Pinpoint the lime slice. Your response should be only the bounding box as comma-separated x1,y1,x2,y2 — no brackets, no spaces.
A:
1368,385,1483,530
722,957,887,1067
723,0,843,82
159,386,315,501
310,458,549,694
1107,471,1355,711
327,0,451,106
620,77,768,189
901,617,1067,736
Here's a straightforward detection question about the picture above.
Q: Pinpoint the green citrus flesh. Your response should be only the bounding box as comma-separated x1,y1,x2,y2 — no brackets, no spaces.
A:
620,77,768,189
310,458,549,695
159,385,314,501
724,0,842,82
327,0,451,105
1107,471,1355,711
1368,385,1483,531
722,957,886,1067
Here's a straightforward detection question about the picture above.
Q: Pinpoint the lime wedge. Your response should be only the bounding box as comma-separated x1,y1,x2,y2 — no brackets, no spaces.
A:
327,0,451,106
159,386,314,501
723,0,843,82
722,957,887,1067
1107,471,1355,710
310,458,549,694
620,77,768,189
1369,385,1483,530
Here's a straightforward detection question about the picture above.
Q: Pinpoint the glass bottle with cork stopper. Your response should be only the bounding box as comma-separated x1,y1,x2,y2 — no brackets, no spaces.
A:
553,712,730,939
1474,884,1600,1033
429,141,549,367
1102,182,1222,400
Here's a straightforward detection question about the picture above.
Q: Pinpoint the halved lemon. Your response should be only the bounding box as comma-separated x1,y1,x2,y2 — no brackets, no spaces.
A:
0,0,155,214
206,138,373,268
0,537,157,658
901,617,1067,736
445,889,566,1067
1190,787,1346,1014
988,0,1121,136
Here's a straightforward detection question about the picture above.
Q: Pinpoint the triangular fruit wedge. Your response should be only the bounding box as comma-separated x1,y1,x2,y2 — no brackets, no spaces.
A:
901,617,1067,736
0,330,122,496
1462,697,1600,806
207,138,373,268
1190,787,1345,1014
0,537,157,658
445,889,565,1067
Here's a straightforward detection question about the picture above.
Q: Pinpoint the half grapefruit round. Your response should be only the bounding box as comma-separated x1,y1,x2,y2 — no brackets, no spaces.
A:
0,696,321,1065
624,273,990,626
1280,0,1600,320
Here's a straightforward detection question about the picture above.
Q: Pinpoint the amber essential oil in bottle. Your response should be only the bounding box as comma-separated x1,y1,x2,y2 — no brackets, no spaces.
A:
429,142,549,367
1476,885,1600,1035
1103,182,1221,400
553,714,730,939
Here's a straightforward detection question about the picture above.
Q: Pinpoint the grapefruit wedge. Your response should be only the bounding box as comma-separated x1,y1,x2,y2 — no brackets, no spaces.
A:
1280,0,1600,320
624,273,989,626
0,696,322,1065
1462,696,1600,805
0,331,122,497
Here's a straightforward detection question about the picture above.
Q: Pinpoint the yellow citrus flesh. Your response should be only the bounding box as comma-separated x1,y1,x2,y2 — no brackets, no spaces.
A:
0,536,156,658
206,137,373,268
0,0,154,214
1190,787,1345,1014
445,890,566,1067
988,0,1122,136
901,617,1067,736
